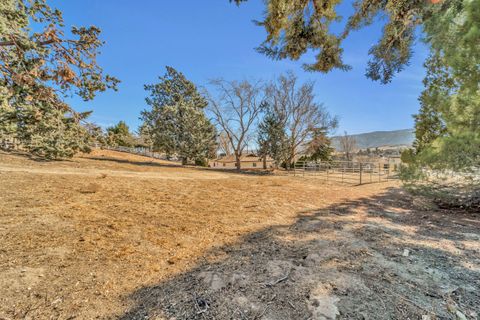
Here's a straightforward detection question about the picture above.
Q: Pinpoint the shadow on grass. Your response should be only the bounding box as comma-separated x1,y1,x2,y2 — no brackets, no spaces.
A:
0,150,74,162
90,154,276,176
196,166,275,176
86,156,183,169
116,187,479,320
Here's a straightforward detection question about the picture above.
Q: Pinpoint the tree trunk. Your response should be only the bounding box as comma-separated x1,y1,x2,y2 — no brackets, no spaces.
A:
286,154,295,171
263,155,267,169
235,154,241,170
182,157,188,165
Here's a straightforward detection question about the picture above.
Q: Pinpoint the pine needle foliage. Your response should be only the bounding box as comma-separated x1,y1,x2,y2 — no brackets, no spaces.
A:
141,67,217,165
0,0,119,159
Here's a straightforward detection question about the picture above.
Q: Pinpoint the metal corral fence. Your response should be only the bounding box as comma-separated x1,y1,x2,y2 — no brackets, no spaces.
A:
289,161,397,185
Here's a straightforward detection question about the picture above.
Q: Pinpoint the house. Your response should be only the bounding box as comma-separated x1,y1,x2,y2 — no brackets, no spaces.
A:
209,153,274,169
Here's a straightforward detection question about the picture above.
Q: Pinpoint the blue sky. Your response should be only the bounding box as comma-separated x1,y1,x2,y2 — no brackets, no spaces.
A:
51,0,429,135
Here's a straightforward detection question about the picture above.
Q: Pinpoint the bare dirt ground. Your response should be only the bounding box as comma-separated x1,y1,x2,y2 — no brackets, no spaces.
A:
0,150,478,320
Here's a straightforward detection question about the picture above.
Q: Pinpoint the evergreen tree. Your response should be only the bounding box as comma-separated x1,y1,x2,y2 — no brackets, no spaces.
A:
141,67,217,165
106,121,135,147
233,0,478,172
0,0,118,159
413,54,448,153
412,1,480,171
233,0,453,83
84,123,106,147
305,128,334,162
257,110,289,168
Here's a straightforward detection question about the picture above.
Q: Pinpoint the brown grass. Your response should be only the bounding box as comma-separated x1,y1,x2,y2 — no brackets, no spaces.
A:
0,150,478,319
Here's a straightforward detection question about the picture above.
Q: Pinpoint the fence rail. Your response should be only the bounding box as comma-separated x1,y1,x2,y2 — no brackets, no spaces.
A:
289,161,396,185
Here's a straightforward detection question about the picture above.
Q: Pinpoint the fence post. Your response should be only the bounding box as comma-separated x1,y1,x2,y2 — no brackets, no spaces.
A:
359,163,363,185
341,164,344,184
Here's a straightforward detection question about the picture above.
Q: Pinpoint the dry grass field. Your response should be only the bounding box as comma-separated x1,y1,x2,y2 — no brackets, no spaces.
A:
0,150,479,319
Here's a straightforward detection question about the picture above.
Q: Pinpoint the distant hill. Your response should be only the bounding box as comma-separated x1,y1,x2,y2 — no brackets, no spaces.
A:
331,129,415,150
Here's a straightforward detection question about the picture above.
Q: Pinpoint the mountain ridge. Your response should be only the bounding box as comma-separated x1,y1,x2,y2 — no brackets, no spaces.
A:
331,129,415,150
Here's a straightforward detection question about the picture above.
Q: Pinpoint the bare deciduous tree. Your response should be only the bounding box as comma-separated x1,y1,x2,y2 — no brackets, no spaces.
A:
339,131,357,161
217,131,233,156
267,72,338,168
207,79,266,169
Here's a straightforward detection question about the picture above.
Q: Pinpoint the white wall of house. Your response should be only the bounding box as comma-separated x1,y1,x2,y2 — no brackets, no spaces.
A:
209,160,273,169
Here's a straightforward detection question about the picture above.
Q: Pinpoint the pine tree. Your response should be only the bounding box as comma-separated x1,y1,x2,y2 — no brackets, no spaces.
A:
141,67,217,165
233,0,454,83
257,110,289,168
233,0,478,173
412,1,480,171
398,1,479,209
305,128,334,162
413,54,448,153
106,121,135,147
0,0,118,159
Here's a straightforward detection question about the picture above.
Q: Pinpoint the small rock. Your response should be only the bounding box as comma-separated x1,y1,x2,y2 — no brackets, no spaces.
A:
308,285,339,320
422,315,432,320
402,249,410,257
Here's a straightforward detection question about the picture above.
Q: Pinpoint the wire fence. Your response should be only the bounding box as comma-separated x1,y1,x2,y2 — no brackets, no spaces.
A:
2,140,398,186
289,161,397,185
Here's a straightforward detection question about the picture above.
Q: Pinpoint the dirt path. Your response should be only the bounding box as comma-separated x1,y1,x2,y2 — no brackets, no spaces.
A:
0,151,478,319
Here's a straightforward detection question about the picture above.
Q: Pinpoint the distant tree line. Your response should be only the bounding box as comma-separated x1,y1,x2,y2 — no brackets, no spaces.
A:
139,67,338,169
1,0,477,183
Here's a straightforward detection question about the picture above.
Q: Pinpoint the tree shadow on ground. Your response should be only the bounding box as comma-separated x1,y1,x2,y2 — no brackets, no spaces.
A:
90,155,277,176
116,187,480,320
86,156,183,169
196,166,275,176
0,150,74,162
